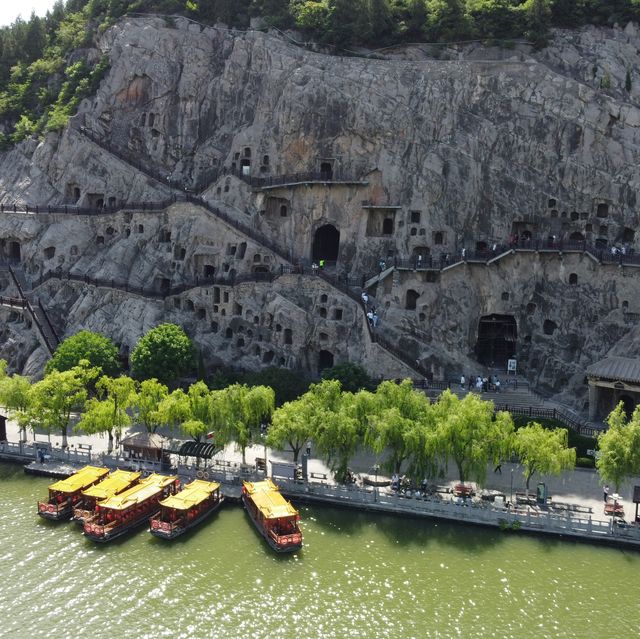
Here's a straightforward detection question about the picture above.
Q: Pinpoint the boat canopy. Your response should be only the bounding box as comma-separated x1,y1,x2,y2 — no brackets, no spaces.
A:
49,466,109,494
82,470,141,500
98,473,177,511
244,479,298,520
160,479,220,510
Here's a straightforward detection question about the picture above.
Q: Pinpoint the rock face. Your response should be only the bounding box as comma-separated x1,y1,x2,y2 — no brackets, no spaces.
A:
1,16,640,414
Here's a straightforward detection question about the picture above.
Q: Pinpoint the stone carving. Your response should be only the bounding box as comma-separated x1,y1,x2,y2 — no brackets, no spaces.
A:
0,17,639,413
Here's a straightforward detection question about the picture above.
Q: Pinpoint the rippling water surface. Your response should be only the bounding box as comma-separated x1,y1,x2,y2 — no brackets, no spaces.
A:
1,464,638,639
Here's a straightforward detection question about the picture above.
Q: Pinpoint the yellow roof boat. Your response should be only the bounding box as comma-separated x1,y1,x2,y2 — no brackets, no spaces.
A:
159,479,220,511
243,479,298,520
82,470,141,501
49,466,109,494
98,473,177,511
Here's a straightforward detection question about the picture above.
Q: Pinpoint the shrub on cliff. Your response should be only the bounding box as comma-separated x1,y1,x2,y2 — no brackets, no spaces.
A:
46,330,121,377
130,323,195,385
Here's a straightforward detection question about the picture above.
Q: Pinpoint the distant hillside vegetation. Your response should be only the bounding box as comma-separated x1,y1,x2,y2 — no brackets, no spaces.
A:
0,0,638,146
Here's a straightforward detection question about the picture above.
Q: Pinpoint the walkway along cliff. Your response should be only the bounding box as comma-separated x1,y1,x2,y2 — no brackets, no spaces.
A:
1,17,640,418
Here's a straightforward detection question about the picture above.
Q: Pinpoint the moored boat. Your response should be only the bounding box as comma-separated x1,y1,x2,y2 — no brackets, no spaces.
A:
149,479,224,540
37,466,109,521
83,473,179,543
72,469,141,525
241,479,302,553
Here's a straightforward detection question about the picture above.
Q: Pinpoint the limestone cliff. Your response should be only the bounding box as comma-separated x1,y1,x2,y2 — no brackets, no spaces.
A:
1,16,640,416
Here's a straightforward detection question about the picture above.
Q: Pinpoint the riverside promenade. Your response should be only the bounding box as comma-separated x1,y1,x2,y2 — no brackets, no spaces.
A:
3,419,640,550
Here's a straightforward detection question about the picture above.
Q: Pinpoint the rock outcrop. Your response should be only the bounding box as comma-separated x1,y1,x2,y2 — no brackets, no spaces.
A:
1,16,640,414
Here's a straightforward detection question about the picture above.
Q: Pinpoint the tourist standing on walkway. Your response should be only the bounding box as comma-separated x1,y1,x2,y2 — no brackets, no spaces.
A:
604,485,609,502
460,375,465,389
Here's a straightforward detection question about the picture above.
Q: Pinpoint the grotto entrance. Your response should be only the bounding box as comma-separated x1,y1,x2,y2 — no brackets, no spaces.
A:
312,224,340,262
475,314,517,367
318,350,334,373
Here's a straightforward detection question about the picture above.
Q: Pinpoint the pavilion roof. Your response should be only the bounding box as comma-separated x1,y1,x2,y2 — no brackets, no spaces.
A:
587,357,640,384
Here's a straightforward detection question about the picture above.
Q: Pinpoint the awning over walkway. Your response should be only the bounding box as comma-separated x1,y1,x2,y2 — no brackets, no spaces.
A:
172,441,220,459
586,357,640,384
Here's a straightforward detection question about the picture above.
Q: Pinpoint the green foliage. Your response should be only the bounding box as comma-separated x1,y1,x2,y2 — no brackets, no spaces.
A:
46,330,121,377
321,362,375,393
513,421,576,490
223,384,275,462
130,378,169,433
242,367,312,406
158,381,212,440
268,394,318,461
130,323,195,384
76,373,136,453
26,362,99,447
576,456,595,468
364,379,434,475
597,403,640,491
431,389,514,485
0,369,32,438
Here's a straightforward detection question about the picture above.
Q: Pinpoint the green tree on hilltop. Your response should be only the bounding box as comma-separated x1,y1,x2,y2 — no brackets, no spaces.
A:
46,330,121,377
130,323,195,385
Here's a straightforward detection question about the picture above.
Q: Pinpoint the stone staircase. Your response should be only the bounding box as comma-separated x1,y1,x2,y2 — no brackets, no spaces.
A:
4,264,60,354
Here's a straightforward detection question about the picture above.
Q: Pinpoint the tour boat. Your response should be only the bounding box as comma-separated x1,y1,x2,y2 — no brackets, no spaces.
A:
241,479,302,553
72,469,141,525
37,465,109,521
149,479,224,540
83,473,179,543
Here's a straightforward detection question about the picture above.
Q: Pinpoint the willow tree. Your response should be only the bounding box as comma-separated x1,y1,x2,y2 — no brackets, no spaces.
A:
76,375,136,453
28,362,98,447
597,403,640,492
310,380,366,482
223,384,275,463
0,370,32,441
130,378,168,433
432,389,514,485
514,422,576,494
158,381,212,442
268,395,317,462
364,379,432,474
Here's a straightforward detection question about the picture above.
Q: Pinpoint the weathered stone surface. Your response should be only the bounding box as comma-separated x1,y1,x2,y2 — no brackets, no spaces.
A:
0,18,639,414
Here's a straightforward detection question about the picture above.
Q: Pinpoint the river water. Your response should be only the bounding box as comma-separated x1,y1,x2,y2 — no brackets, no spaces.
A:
1,464,638,639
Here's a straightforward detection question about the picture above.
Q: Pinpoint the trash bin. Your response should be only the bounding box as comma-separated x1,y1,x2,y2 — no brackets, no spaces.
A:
536,482,547,505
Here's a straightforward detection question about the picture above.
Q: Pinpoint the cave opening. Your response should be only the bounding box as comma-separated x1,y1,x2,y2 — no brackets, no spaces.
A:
318,349,334,373
312,224,340,262
475,314,517,367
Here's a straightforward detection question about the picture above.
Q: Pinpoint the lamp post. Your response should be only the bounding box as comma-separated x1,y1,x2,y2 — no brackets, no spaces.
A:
373,464,380,503
510,466,514,505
